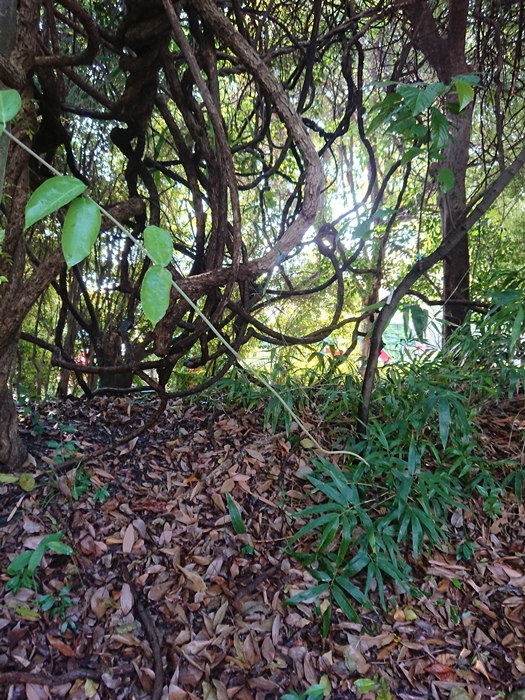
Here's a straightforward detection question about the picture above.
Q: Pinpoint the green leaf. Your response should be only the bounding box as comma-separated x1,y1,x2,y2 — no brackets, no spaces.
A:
335,513,353,568
437,167,455,193
46,540,73,555
398,82,446,116
6,550,33,575
438,396,451,448
331,583,360,623
430,108,451,149
0,89,22,123
367,92,402,133
354,678,376,692
28,545,46,573
352,218,372,240
411,510,423,558
308,476,349,508
335,575,372,607
509,305,524,357
0,473,18,483
141,265,172,326
143,225,174,267
411,304,428,341
285,583,329,605
452,78,475,111
399,146,424,166
19,473,36,492
62,197,101,267
318,515,340,553
225,493,247,534
25,176,87,229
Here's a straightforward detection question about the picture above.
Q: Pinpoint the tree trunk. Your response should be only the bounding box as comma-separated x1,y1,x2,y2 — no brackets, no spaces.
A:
401,0,471,338
440,106,472,334
0,0,64,470
0,340,26,469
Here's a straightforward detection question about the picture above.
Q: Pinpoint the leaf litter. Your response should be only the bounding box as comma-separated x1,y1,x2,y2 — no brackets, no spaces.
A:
0,394,524,699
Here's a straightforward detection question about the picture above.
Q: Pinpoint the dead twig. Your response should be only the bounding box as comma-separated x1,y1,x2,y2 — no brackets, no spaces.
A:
0,664,134,687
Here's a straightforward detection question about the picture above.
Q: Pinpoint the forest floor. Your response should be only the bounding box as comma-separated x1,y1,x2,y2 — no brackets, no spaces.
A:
0,394,524,700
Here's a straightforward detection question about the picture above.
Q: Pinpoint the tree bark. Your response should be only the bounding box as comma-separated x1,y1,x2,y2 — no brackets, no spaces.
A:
401,0,471,335
0,0,64,471
0,340,26,468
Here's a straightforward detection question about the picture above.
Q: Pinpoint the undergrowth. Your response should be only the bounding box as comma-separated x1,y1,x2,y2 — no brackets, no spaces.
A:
212,285,525,625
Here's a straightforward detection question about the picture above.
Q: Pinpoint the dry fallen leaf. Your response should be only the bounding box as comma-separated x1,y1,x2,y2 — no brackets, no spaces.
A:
122,523,136,553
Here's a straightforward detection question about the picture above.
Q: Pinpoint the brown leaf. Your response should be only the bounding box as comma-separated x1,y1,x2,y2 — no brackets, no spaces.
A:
120,582,133,614
90,585,111,619
122,523,136,553
46,635,76,657
177,565,207,593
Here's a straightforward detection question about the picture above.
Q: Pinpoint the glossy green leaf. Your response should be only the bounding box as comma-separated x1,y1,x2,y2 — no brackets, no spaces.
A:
62,197,101,267
143,225,173,267
0,89,22,123
452,78,475,111
25,176,87,229
437,167,455,193
226,493,247,534
141,265,172,326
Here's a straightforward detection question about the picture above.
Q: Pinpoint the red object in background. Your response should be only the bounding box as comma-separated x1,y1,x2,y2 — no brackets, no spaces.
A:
379,348,391,363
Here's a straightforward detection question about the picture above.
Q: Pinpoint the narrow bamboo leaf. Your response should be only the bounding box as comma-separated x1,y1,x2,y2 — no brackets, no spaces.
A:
141,265,172,326
437,167,455,193
25,176,87,229
452,78,475,111
284,582,329,605
62,197,101,267
225,493,246,534
143,225,174,267
411,304,428,340
0,89,22,123
341,549,369,578
407,438,419,475
335,575,373,607
509,305,524,357
289,513,338,545
318,515,340,553
307,475,349,507
438,396,451,448
331,583,360,623
411,511,423,558
335,514,353,568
